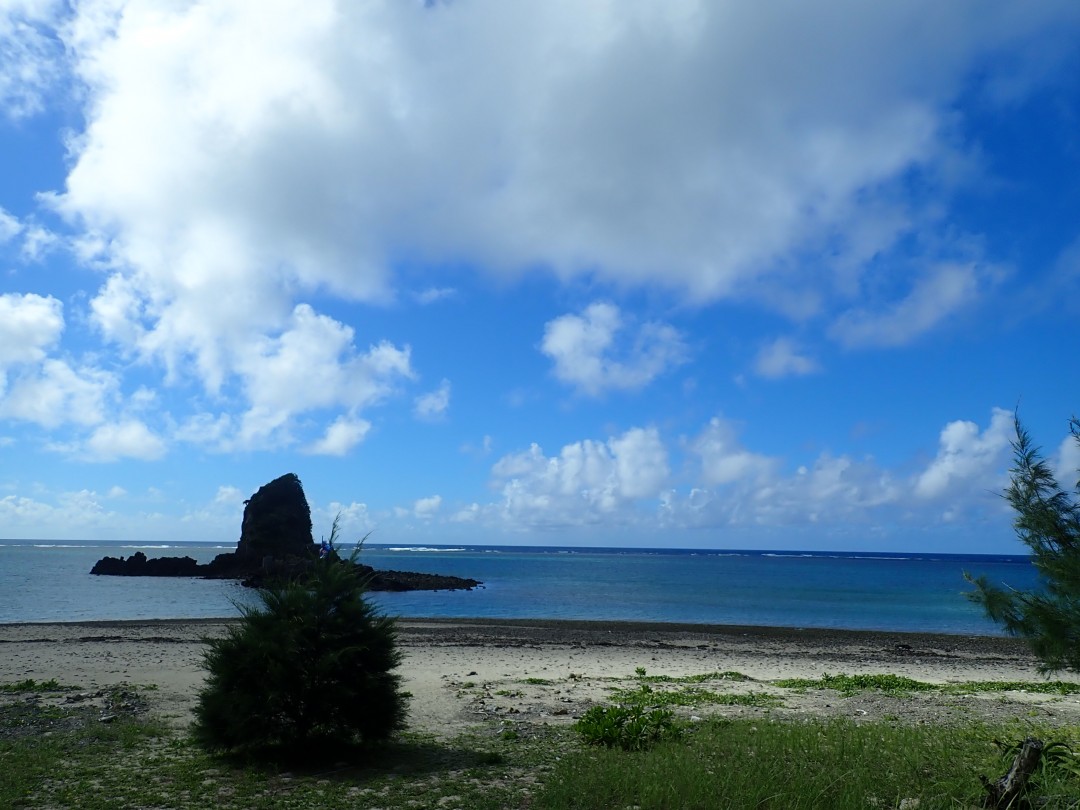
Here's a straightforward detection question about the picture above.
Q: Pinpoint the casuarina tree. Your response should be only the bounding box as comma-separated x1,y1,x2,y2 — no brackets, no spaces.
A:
193,524,407,756
967,414,1080,673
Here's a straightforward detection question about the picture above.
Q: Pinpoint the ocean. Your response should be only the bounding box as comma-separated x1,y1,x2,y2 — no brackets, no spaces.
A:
0,540,1038,635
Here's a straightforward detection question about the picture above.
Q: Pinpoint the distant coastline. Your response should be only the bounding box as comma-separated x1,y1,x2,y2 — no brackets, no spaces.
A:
0,537,1034,563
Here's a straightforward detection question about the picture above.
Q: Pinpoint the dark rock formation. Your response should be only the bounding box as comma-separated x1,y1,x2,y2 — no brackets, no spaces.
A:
90,473,480,592
356,564,481,592
90,552,200,577
236,473,313,562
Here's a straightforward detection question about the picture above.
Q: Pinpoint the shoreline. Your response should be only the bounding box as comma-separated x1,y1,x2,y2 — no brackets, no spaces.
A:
3,617,1077,735
0,614,1017,640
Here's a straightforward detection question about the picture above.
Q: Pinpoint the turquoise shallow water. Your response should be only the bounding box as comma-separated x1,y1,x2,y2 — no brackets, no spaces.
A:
0,541,1038,634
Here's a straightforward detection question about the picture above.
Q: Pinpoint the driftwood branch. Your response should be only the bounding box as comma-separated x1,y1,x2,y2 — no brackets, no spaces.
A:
982,737,1043,809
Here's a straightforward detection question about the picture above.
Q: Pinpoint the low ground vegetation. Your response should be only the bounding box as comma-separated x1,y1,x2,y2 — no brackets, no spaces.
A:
777,672,1080,697
4,674,1080,808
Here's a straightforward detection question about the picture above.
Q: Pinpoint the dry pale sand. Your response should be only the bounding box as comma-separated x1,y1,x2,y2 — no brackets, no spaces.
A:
3,618,1080,734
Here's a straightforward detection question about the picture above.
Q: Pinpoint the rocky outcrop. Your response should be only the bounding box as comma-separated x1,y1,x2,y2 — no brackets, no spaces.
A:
235,473,313,562
90,552,201,577
90,473,480,592
356,565,481,592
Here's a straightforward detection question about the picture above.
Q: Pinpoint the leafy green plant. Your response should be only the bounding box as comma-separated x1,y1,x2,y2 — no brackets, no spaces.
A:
574,705,680,751
611,682,780,709
967,413,1080,673
192,522,407,757
995,737,1080,781
775,673,937,696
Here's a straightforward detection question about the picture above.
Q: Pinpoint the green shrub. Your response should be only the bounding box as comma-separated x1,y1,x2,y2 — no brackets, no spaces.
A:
192,545,407,757
574,705,680,751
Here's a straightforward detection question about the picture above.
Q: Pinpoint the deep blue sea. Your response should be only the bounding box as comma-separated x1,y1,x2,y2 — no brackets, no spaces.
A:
0,540,1039,635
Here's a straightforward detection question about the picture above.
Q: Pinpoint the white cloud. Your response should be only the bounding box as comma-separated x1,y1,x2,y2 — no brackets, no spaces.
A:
34,0,1073,402
460,435,494,457
318,501,375,540
829,263,988,349
414,379,451,421
0,294,126,433
914,407,1013,498
1,359,114,428
174,412,235,449
479,410,1015,533
0,489,106,531
492,420,900,531
690,417,777,486
106,485,127,498
663,449,904,530
0,1,65,119
305,416,372,456
129,386,157,410
0,207,23,242
541,302,687,396
414,287,456,305
213,485,244,506
414,494,442,519
451,503,482,523
1054,432,1080,490
84,419,167,461
754,337,820,379
491,426,669,527
234,304,412,448
752,455,902,526
239,306,387,412
19,224,59,262
0,293,64,367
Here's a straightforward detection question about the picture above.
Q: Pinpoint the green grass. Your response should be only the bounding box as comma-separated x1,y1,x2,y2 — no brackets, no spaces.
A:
775,673,939,696
610,682,781,709
0,691,563,809
5,678,1080,808
521,677,554,685
0,678,72,692
539,717,1080,809
608,669,777,710
948,680,1080,696
0,711,170,807
774,672,1080,697
635,670,754,684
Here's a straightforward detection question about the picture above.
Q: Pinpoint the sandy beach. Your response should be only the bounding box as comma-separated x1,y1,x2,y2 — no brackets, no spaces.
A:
3,618,1080,734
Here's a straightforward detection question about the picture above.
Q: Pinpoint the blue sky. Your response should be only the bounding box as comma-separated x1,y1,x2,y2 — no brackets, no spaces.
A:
1,1,1079,553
